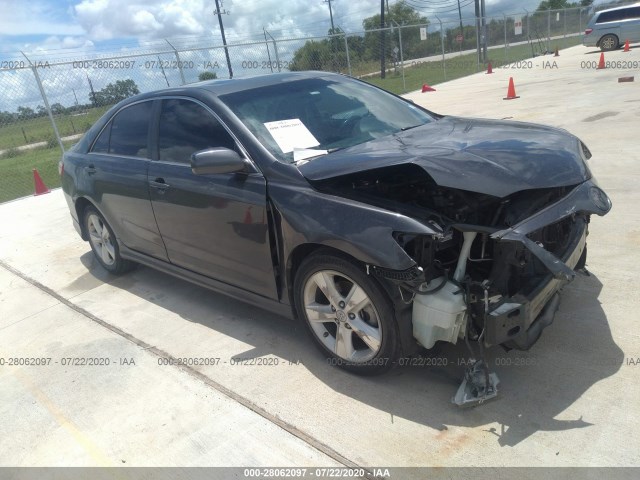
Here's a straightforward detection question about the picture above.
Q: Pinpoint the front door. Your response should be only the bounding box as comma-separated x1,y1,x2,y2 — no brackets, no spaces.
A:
147,98,277,299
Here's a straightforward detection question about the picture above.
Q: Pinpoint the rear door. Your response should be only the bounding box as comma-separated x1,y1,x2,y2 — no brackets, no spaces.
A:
87,100,168,261
147,97,277,299
594,9,623,39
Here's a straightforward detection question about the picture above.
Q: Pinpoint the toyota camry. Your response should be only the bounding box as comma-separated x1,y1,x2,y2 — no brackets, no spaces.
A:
60,72,611,405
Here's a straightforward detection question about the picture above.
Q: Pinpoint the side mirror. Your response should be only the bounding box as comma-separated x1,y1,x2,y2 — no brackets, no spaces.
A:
191,148,246,175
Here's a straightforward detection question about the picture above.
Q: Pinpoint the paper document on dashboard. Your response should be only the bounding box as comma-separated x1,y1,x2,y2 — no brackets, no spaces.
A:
263,118,320,153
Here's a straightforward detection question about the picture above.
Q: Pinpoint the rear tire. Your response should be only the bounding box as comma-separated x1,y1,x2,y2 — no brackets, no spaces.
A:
600,34,619,51
83,206,135,275
294,252,400,375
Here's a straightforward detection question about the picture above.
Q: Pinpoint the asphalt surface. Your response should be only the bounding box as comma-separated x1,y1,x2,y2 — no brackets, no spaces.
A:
0,45,638,473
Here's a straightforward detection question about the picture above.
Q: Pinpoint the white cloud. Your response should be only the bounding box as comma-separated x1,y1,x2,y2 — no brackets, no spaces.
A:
69,0,380,44
74,0,208,40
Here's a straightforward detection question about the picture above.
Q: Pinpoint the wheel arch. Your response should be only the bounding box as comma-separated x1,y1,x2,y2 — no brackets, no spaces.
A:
74,196,96,241
74,196,116,244
286,243,363,309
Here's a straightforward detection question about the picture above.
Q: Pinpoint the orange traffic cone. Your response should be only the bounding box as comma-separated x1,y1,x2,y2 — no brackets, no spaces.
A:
486,62,493,74
597,52,606,69
503,77,519,100
421,84,436,92
33,169,50,196
623,39,631,52
554,47,560,57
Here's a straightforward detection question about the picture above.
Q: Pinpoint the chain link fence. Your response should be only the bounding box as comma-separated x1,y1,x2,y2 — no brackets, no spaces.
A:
0,6,594,202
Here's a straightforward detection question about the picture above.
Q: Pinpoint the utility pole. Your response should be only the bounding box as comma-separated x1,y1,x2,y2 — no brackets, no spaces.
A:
474,0,487,63
213,0,233,78
475,0,481,63
380,0,386,79
457,0,464,35
324,0,335,33
481,0,487,63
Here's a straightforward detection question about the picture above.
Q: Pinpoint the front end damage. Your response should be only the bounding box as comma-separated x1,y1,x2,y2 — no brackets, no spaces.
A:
310,163,611,406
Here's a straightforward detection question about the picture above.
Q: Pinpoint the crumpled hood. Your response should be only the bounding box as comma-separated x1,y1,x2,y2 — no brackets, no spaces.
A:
298,116,591,197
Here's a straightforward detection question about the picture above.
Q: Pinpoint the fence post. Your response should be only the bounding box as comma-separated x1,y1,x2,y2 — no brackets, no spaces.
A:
392,21,405,93
504,13,508,62
343,32,352,76
166,40,186,85
579,8,582,34
263,29,274,73
547,9,551,53
476,15,480,70
524,9,529,42
265,31,281,73
436,16,446,81
21,52,64,153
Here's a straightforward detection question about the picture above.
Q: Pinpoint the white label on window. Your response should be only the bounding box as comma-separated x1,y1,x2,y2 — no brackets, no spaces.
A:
263,118,320,153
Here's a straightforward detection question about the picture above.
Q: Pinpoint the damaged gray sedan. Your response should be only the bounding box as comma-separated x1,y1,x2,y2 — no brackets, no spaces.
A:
61,72,611,405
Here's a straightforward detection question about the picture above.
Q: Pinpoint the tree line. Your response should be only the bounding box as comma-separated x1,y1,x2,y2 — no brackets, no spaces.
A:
0,79,140,126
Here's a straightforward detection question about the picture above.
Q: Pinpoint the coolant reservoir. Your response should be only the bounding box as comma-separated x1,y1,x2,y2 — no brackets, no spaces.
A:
412,277,467,349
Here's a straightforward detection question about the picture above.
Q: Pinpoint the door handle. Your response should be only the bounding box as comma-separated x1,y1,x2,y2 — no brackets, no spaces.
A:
149,178,170,192
85,164,96,175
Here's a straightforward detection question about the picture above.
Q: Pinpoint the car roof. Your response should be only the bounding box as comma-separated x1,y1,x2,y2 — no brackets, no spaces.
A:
133,71,345,101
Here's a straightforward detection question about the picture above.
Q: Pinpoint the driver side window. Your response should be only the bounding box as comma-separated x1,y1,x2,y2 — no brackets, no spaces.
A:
158,99,237,164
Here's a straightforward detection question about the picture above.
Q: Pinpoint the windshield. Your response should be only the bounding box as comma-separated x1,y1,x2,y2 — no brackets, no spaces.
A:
219,77,435,163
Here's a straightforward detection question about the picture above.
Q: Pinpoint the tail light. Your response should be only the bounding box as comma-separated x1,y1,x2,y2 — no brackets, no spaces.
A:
585,28,593,35
58,160,64,177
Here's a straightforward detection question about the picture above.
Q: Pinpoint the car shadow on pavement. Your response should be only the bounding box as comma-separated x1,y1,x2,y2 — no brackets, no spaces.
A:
85,252,623,448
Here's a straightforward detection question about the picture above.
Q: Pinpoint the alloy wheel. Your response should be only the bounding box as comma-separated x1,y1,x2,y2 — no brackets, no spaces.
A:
302,270,383,363
87,213,116,266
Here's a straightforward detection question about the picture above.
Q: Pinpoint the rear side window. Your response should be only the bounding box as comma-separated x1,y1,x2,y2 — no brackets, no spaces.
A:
158,99,236,163
625,7,640,20
596,9,627,23
92,101,152,157
92,123,110,153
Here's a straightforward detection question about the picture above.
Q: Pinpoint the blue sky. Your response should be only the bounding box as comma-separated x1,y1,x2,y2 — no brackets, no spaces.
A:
1,0,582,59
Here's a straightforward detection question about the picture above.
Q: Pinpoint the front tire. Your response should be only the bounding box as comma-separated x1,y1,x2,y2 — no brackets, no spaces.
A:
83,206,135,274
294,252,400,375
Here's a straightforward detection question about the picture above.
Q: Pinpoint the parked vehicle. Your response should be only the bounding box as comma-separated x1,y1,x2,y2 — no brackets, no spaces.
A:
583,3,640,50
61,72,611,405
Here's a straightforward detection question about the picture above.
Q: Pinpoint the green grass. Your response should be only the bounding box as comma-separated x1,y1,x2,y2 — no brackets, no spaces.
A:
363,36,582,94
0,106,109,150
0,141,75,203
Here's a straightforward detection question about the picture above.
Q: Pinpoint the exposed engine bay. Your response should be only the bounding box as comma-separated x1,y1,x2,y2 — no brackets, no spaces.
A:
312,163,610,406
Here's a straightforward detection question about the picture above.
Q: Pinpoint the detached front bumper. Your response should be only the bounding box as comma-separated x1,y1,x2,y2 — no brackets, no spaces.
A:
484,180,611,350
